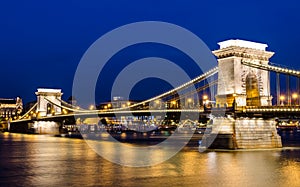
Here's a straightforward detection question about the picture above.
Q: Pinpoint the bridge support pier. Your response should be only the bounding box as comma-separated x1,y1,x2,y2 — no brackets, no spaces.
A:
200,118,282,149
8,120,61,134
32,121,60,134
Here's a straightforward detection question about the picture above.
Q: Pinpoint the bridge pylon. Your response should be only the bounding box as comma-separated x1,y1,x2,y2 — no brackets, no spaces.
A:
213,39,274,107
35,88,63,117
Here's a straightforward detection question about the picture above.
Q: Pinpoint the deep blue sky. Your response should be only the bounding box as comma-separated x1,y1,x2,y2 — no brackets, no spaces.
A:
1,0,300,104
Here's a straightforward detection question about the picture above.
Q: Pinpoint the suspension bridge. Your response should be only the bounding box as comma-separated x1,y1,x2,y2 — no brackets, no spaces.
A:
7,39,300,149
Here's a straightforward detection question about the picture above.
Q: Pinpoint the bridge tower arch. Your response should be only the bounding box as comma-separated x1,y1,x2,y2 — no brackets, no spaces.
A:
35,88,63,117
246,71,261,106
213,39,274,107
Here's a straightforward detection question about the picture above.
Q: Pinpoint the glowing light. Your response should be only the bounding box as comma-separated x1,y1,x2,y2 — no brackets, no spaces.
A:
89,105,95,110
187,98,192,103
292,93,298,99
107,103,111,108
280,95,285,101
203,95,208,100
62,109,68,114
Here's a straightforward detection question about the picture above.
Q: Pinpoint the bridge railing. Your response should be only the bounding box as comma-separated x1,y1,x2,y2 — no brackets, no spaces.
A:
236,105,300,113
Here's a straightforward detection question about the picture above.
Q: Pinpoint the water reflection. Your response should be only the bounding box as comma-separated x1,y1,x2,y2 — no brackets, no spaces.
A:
0,133,300,186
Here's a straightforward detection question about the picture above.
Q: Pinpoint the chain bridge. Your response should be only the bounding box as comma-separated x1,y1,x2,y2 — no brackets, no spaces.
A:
8,39,300,149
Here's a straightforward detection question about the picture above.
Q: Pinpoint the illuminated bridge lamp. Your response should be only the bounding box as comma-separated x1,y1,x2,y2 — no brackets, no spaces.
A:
292,93,298,105
203,95,208,105
89,105,95,110
63,109,68,114
280,95,285,106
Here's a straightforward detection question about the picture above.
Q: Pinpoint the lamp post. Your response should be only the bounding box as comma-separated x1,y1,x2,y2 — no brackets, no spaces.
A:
203,95,208,106
187,98,192,108
89,105,95,110
280,95,285,106
292,93,298,105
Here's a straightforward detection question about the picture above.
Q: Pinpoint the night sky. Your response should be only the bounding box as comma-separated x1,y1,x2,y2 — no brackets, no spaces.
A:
1,0,300,104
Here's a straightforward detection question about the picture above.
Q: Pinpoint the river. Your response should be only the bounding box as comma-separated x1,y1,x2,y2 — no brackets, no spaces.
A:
0,132,300,187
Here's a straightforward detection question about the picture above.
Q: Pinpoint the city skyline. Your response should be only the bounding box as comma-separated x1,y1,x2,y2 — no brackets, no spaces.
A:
1,0,300,104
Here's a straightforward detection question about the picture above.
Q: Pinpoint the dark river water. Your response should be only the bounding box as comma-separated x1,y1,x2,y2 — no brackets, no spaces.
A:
1,132,300,187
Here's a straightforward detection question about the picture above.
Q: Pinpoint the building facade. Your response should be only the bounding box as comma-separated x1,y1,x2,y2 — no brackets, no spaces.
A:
0,97,23,119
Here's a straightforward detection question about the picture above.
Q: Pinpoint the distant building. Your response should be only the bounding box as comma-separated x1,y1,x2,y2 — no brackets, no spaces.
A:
97,96,139,110
0,97,23,119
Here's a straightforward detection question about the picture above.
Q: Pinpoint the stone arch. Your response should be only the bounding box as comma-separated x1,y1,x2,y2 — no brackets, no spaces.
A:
246,72,261,106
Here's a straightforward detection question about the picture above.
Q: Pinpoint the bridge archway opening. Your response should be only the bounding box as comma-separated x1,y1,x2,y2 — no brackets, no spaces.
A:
246,72,261,106
46,103,53,115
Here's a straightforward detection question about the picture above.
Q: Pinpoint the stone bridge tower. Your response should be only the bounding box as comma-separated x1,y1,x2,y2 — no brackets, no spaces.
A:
213,39,274,107
35,88,62,117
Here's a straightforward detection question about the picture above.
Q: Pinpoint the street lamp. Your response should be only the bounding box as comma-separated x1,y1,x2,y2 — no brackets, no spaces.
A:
187,98,192,108
89,105,95,110
292,93,298,105
280,95,285,106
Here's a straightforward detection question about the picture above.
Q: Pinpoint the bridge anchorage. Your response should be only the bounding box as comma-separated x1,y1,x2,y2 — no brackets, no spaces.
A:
8,39,300,150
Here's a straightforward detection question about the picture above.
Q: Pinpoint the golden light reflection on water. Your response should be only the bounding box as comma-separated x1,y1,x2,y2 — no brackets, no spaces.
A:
1,133,300,186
